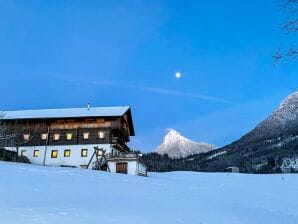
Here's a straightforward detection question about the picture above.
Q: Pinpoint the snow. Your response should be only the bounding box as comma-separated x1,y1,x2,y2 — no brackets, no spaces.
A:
155,129,215,158
276,91,298,111
260,91,298,127
282,157,298,170
1,161,298,224
2,106,130,120
206,150,227,160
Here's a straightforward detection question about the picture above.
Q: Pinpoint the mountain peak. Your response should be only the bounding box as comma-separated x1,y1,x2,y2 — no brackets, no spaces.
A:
164,129,187,144
260,91,298,129
155,129,215,158
165,129,181,137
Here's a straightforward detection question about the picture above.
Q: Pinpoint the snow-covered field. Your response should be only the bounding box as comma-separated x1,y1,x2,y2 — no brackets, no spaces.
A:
0,161,298,224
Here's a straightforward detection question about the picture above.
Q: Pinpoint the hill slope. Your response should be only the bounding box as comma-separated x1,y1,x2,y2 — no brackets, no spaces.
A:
155,129,215,158
0,161,298,224
236,91,298,145
199,91,298,172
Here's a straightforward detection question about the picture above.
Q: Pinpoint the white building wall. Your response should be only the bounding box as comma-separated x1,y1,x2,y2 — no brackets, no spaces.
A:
108,160,147,176
108,161,137,175
108,162,116,173
5,146,147,176
6,144,112,168
127,161,137,175
136,162,147,176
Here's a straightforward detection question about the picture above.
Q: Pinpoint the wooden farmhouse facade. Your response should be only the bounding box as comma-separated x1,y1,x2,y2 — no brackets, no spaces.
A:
0,106,147,176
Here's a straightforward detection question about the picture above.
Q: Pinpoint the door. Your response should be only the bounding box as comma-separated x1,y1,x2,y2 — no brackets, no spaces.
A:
116,162,128,174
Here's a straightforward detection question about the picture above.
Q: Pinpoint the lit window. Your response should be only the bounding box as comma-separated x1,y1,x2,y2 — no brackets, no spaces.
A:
66,133,73,140
41,133,48,140
53,133,60,141
97,149,103,156
96,118,105,123
64,149,71,157
33,150,39,157
83,132,90,140
81,149,88,157
23,134,30,141
21,150,26,157
98,131,105,139
51,150,58,158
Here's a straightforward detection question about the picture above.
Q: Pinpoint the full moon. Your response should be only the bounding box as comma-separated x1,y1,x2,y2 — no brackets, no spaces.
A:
175,72,182,79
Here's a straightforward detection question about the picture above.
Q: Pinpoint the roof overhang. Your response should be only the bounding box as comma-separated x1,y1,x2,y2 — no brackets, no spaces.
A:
1,106,136,136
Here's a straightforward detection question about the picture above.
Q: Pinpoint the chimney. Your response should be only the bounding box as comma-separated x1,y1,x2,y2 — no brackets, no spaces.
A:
87,103,90,110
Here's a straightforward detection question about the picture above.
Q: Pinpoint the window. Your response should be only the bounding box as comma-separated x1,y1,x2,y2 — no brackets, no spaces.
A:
83,132,90,140
81,149,88,157
23,134,30,141
41,133,48,140
98,131,105,139
97,148,103,156
33,150,39,157
96,118,105,123
64,149,71,157
21,150,26,157
51,150,58,158
53,133,60,141
66,133,73,141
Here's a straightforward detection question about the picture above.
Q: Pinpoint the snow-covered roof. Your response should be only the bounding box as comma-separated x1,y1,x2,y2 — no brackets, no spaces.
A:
2,106,131,120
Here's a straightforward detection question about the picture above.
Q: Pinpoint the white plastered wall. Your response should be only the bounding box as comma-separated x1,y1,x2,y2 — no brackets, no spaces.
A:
5,144,112,168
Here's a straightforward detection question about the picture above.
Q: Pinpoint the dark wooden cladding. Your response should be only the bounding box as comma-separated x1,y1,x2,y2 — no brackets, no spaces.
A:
0,115,133,152
47,128,112,146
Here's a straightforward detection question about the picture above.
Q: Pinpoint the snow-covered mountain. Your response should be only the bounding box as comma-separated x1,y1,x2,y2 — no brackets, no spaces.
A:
256,91,298,133
240,91,298,144
201,91,298,173
155,129,215,158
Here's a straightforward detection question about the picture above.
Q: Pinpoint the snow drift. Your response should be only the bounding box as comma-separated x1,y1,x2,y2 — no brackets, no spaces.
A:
0,161,298,224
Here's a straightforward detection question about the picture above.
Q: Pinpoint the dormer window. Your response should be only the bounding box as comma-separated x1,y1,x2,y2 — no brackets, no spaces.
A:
83,132,90,140
98,131,105,139
41,133,48,140
53,133,60,141
66,133,73,140
23,134,30,141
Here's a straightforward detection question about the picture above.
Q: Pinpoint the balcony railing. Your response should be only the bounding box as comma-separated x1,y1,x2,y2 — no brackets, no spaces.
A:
106,152,141,160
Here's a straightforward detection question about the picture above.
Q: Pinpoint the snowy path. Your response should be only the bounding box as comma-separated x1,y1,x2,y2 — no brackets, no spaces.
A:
0,161,297,224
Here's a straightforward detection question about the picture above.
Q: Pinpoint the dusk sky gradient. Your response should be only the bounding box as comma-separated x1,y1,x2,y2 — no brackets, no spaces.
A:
0,0,297,151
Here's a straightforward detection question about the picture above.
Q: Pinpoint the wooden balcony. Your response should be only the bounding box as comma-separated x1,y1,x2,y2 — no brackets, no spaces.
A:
111,137,130,152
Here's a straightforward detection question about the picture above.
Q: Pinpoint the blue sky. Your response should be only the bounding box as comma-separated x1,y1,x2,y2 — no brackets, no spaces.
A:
0,0,297,151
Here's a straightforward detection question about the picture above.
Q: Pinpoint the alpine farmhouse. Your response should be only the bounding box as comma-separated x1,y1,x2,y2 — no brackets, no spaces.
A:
0,106,147,176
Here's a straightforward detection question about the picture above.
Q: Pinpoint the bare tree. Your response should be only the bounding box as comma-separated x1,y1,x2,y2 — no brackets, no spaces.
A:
274,0,298,61
0,113,16,161
0,113,32,162
0,113,14,143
